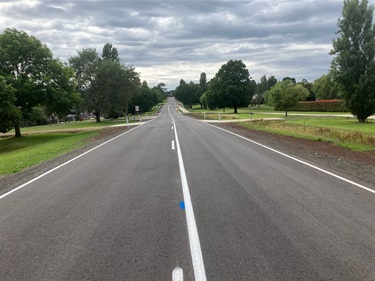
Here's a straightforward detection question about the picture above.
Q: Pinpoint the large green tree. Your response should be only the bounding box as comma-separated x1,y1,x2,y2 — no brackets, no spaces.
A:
0,76,21,133
331,0,375,122
69,46,139,122
208,60,255,113
0,28,78,136
265,80,309,116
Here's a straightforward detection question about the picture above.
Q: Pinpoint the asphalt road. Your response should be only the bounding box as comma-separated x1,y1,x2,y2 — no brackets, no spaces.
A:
1,97,375,280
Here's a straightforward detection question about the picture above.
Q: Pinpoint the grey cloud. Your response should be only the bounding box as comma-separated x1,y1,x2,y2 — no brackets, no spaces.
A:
1,0,355,88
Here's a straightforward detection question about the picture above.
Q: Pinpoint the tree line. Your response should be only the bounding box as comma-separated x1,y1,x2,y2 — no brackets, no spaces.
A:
0,29,167,137
174,0,375,122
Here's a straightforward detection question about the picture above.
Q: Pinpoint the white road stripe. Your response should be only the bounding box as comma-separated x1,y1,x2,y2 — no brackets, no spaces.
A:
172,266,183,281
168,106,207,281
207,123,375,195
172,140,175,150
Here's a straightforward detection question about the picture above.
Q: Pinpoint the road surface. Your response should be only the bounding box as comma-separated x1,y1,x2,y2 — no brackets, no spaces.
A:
1,97,375,280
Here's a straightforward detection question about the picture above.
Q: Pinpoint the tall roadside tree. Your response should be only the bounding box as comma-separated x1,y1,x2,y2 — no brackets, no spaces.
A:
208,60,255,113
0,28,78,136
331,0,375,122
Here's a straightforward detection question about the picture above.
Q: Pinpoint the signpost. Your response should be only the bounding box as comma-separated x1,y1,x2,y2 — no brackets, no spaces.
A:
135,106,141,122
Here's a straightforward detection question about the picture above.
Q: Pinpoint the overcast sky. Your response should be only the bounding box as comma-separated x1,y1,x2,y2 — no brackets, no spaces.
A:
1,0,374,89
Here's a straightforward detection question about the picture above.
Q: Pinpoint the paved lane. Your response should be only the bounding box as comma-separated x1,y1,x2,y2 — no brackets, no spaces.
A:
1,104,194,280
170,105,375,280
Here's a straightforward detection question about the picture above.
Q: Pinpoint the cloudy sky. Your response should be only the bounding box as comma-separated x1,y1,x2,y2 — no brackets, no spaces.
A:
1,0,373,89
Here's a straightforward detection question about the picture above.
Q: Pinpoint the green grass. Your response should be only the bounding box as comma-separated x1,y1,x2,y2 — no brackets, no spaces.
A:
188,105,375,151
0,131,98,176
237,118,375,151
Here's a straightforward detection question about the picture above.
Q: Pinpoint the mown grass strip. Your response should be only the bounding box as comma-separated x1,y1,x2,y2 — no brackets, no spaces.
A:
0,131,98,176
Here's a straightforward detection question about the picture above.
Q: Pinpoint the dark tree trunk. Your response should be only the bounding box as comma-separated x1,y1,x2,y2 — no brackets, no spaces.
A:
14,124,21,137
233,106,238,114
285,110,288,117
95,111,101,122
357,116,367,123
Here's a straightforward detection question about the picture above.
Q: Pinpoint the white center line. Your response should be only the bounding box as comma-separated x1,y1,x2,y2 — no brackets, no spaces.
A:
172,140,175,150
168,106,207,281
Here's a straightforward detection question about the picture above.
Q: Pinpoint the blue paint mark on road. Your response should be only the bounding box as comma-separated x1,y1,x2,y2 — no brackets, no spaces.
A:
179,201,185,210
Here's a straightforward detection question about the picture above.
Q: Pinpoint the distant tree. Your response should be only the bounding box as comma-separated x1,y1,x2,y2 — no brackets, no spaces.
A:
313,72,341,100
266,80,309,116
200,92,208,109
331,0,375,122
127,81,157,115
208,60,256,113
255,75,278,105
0,28,77,136
0,76,21,133
174,79,198,108
102,43,120,62
198,72,207,108
298,79,316,101
152,83,168,103
282,77,296,84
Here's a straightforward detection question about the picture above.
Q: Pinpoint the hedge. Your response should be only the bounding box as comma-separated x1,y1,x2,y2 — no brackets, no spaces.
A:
290,100,348,112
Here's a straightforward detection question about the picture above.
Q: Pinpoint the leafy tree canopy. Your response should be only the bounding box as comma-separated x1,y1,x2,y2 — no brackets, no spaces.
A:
265,80,309,116
207,60,256,113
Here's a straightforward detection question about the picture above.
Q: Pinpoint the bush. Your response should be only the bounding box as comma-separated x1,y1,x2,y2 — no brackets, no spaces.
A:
290,100,348,112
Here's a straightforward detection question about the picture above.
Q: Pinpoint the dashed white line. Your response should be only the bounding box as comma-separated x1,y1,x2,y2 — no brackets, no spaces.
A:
172,140,175,150
168,106,207,281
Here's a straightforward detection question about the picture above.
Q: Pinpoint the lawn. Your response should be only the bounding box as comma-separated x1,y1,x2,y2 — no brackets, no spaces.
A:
0,131,98,176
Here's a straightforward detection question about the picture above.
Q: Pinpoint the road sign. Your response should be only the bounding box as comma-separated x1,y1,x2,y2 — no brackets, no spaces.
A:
135,106,139,112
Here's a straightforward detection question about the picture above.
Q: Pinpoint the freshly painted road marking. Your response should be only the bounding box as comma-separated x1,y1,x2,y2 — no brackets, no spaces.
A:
172,266,183,281
168,106,207,281
179,201,185,210
206,123,375,195
0,115,161,200
172,140,175,150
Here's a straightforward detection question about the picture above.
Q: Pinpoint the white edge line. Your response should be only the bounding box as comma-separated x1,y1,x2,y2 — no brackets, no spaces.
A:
0,116,160,200
168,106,207,281
204,122,375,195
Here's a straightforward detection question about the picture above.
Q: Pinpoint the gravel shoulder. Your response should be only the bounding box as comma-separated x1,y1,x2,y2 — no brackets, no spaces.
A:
1,116,374,196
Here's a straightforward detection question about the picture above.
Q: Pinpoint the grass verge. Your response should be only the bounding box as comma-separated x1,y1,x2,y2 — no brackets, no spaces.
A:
237,118,375,152
0,131,98,176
